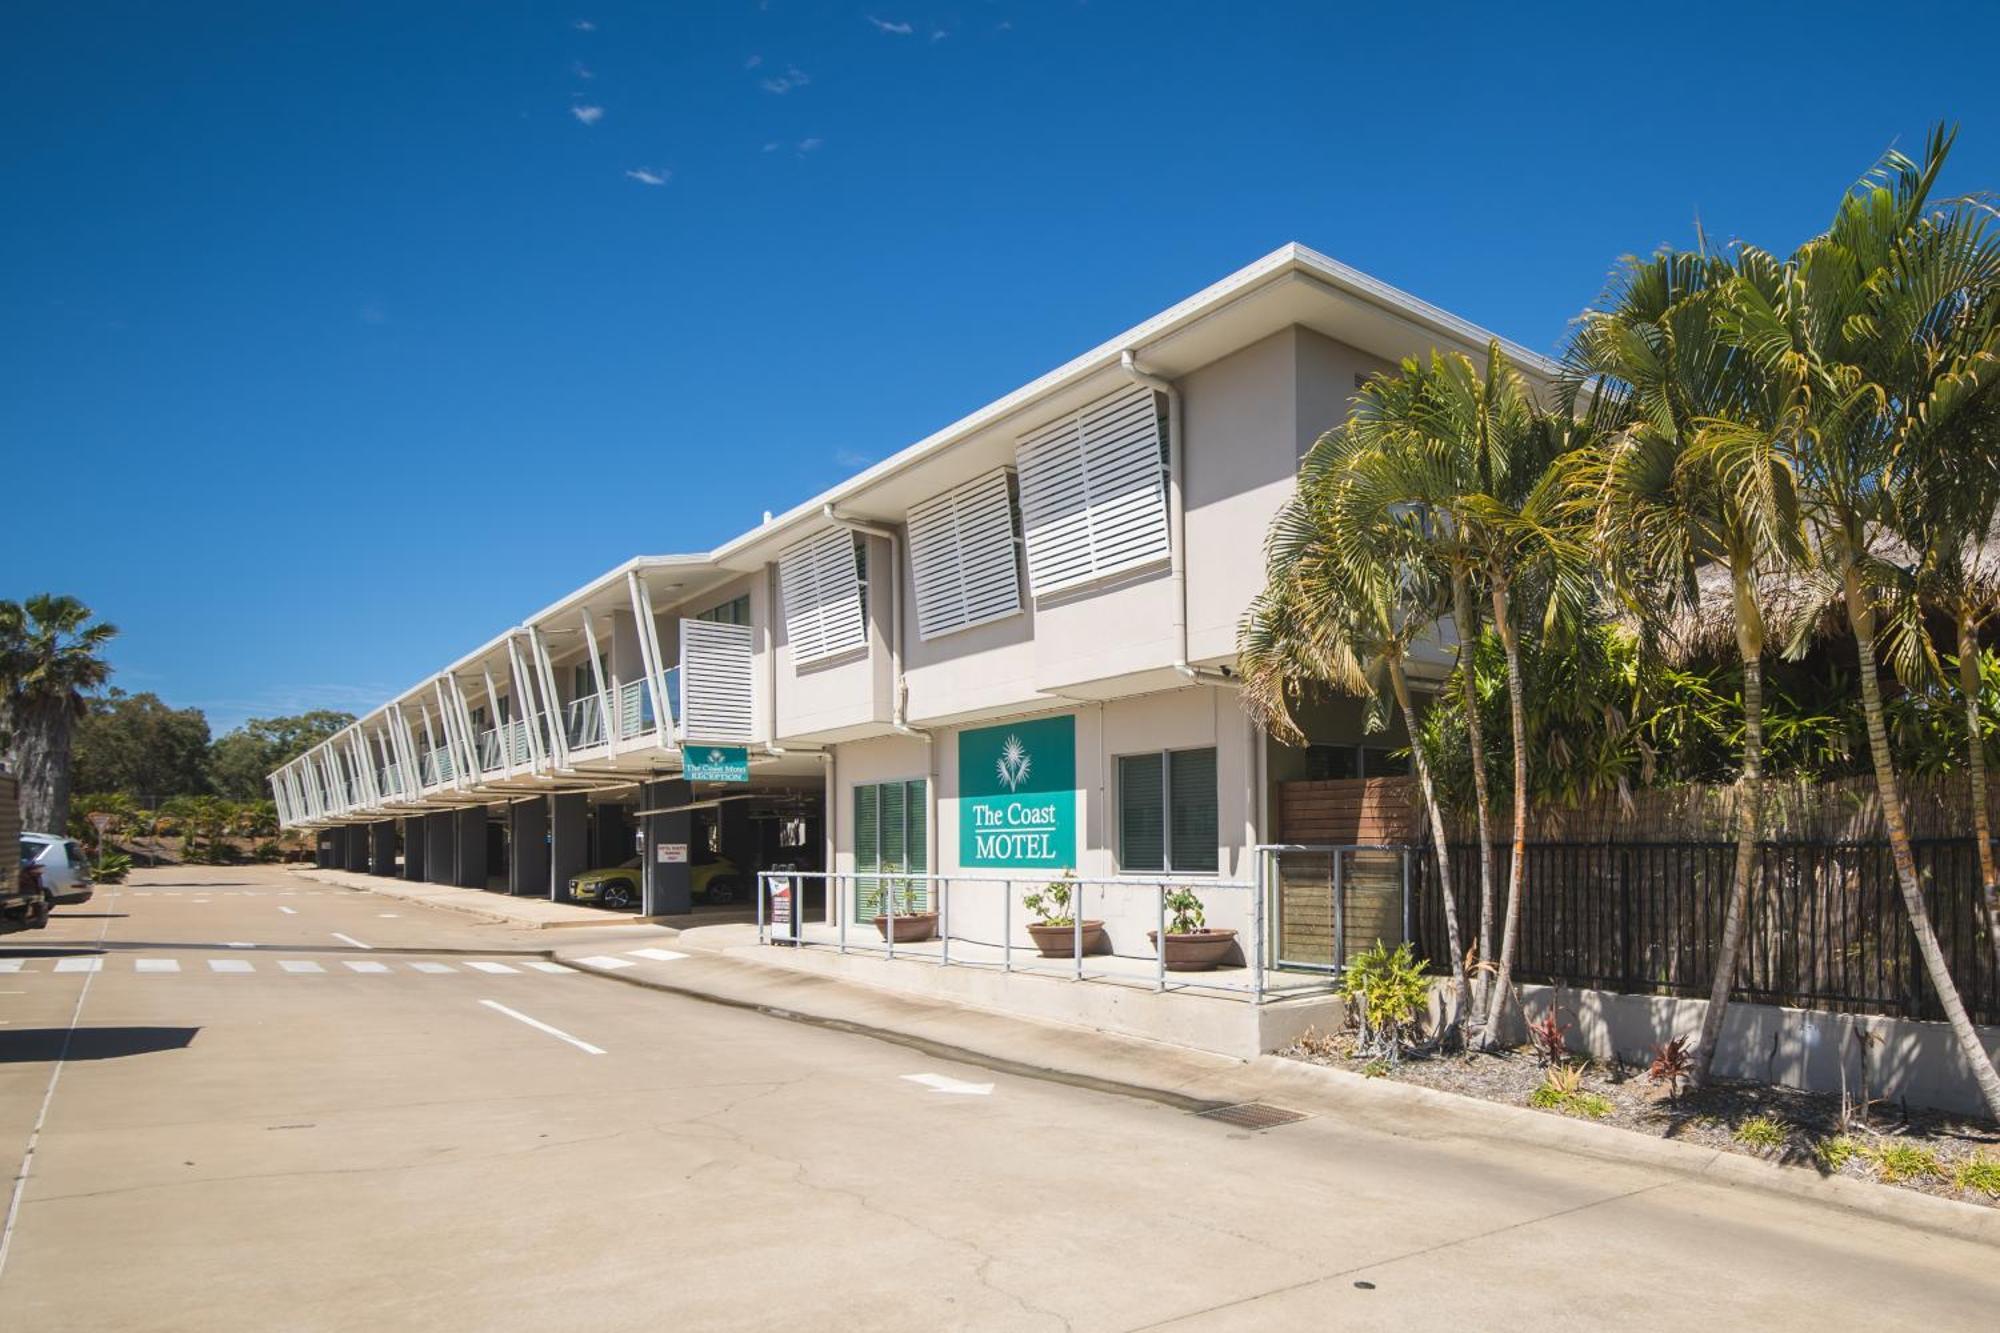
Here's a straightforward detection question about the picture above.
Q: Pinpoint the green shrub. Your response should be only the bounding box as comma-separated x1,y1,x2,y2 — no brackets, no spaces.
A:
1569,1092,1614,1119
1164,887,1207,934
1734,1116,1788,1151
92,850,133,884
1528,1083,1566,1110
251,841,283,863
1952,1153,2000,1199
1022,870,1076,926
1814,1136,1863,1171
1341,941,1431,1063
1869,1142,1943,1183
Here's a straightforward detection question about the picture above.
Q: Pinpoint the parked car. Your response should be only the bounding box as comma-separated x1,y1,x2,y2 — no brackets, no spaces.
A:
3,770,53,934
21,833,93,905
569,854,743,910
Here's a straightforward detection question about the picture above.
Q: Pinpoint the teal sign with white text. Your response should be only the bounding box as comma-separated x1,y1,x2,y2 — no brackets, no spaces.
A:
684,744,750,783
958,715,1076,869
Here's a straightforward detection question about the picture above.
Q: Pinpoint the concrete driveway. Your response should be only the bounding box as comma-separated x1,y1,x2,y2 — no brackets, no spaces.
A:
0,864,1994,1330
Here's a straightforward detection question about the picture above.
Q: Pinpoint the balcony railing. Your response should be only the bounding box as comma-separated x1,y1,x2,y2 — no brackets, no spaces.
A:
477,727,504,772
564,695,607,751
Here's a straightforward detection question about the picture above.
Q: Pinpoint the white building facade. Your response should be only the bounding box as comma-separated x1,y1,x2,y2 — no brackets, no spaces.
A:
272,244,1553,940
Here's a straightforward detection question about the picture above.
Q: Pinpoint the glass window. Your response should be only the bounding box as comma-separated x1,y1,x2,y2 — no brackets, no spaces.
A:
696,594,750,626
853,777,926,920
1117,747,1217,874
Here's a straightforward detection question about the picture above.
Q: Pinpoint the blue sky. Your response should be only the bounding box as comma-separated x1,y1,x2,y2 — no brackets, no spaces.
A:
7,2,2000,737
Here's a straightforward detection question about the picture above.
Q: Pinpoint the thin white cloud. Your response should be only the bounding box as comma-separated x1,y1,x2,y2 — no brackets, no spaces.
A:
867,16,914,34
571,104,604,125
798,137,824,153
931,29,948,41
573,62,594,79
574,19,595,32
762,141,781,153
834,449,872,469
760,65,810,94
995,19,1012,31
745,54,763,69
624,168,670,186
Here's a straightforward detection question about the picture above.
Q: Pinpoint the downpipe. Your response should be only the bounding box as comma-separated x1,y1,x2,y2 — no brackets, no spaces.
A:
1118,350,1232,688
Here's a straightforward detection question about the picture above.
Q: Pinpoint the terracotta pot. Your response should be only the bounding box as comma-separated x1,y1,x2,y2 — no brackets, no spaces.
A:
1146,927,1239,972
873,912,939,943
1025,920,1107,957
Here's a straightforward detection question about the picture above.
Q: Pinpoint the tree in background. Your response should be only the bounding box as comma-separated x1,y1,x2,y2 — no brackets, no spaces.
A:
72,689,213,798
208,710,355,801
0,595,117,831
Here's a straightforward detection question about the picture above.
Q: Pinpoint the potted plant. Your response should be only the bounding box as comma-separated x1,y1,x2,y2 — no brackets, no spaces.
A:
870,863,938,943
1146,887,1238,971
1022,870,1106,957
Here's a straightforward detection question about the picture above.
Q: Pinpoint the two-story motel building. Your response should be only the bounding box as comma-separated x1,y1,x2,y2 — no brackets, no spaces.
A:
272,244,1554,949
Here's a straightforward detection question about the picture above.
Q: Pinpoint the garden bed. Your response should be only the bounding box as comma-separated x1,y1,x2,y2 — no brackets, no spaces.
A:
1283,1029,2000,1207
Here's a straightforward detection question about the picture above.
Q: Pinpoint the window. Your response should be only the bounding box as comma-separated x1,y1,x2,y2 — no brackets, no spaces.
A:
696,594,750,626
1014,384,1170,597
571,656,608,700
853,778,927,921
1116,747,1218,874
908,466,1024,639
779,529,870,664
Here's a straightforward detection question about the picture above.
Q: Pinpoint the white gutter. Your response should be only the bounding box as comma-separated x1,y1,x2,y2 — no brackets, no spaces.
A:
1119,349,1231,687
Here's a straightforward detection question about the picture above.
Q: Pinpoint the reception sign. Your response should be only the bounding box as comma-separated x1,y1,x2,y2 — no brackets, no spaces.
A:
958,714,1076,869
684,745,750,783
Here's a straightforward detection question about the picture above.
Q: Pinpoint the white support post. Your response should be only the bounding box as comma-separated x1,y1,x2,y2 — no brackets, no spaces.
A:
419,702,443,789
625,570,669,752
507,635,549,773
632,571,676,751
481,664,507,775
390,708,421,798
529,623,569,770
447,672,482,780
579,606,614,754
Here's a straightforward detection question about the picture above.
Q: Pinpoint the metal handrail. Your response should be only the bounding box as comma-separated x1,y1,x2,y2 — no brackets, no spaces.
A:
754,869,1312,1003
564,696,606,750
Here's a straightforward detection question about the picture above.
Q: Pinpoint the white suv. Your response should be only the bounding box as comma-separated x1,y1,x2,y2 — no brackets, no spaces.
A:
20,834,93,905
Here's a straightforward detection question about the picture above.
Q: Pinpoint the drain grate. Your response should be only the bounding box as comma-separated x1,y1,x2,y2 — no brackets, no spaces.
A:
1197,1102,1309,1131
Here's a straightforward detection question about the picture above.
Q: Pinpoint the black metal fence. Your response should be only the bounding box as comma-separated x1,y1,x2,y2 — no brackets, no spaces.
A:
1413,838,2000,1026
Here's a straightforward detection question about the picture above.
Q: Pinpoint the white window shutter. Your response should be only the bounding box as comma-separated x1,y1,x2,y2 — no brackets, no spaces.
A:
908,466,1022,640
679,619,755,743
780,529,869,665
1014,384,1168,596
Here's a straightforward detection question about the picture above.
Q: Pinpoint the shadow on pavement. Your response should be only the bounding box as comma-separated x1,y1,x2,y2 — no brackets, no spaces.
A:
0,1026,199,1063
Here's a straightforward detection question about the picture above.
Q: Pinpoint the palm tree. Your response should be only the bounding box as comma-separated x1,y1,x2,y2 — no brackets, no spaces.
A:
1893,417,2000,967
1724,127,2000,1118
0,595,117,832
1305,344,1585,1043
1564,247,1798,1086
1241,420,1472,1038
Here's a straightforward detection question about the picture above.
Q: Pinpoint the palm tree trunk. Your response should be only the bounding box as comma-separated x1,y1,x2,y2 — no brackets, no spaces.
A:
13,698,75,833
1481,570,1531,1049
1957,607,2000,967
1389,657,1468,1043
1847,570,2000,1121
1453,570,1499,1020
1691,562,1765,1087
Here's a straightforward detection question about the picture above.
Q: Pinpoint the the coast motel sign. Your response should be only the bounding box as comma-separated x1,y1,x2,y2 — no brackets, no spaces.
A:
958,715,1076,869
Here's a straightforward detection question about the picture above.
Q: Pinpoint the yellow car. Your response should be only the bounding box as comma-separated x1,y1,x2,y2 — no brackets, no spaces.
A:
568,856,744,910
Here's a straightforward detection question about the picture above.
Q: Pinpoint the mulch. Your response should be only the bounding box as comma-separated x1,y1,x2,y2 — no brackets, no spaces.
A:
1283,1028,2000,1208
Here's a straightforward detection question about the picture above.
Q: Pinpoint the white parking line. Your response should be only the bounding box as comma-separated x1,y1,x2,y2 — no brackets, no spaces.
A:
478,1000,604,1056
209,959,254,973
278,961,325,974
331,933,371,950
409,962,455,974
278,906,297,915
53,958,101,974
224,942,255,949
0,961,21,974
574,955,635,970
627,947,689,963
343,961,391,973
377,914,400,918
522,960,574,974
464,961,519,974
135,959,180,974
